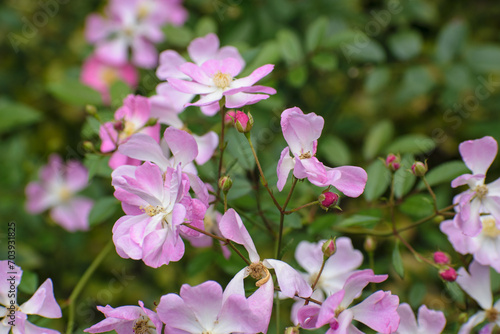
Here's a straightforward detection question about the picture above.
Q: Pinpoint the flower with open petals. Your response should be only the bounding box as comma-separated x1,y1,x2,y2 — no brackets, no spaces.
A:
157,280,262,334
392,303,446,334
277,107,367,197
451,136,500,236
25,154,93,231
0,261,62,334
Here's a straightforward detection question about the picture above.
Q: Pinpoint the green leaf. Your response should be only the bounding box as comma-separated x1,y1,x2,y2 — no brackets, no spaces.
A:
47,79,102,106
18,270,39,294
0,99,42,134
277,29,304,65
84,154,113,179
109,80,132,109
311,53,338,71
163,24,193,47
399,194,434,219
364,160,391,202
343,39,386,63
305,16,328,52
89,196,120,226
435,20,467,64
464,44,500,73
187,250,215,276
417,160,469,190
364,67,391,95
393,154,416,199
243,41,281,77
286,65,308,88
319,136,351,166
385,134,436,155
445,282,465,303
195,16,218,37
396,66,436,103
338,214,380,228
224,130,255,171
363,119,394,160
226,176,252,200
392,241,405,279
388,30,423,61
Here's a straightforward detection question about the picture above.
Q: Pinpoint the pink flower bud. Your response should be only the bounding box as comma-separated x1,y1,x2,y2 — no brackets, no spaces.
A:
225,110,253,133
411,161,428,177
364,236,376,252
321,238,336,258
433,251,450,265
318,192,339,209
439,267,457,282
385,153,401,172
218,176,233,193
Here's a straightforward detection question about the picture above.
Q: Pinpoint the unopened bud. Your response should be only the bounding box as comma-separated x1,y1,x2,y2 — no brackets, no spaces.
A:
145,117,158,127
82,141,95,152
284,327,300,334
385,153,401,172
458,312,468,324
113,121,124,132
86,104,97,115
411,161,428,177
364,236,376,252
433,251,450,265
318,192,339,210
433,215,445,224
218,176,233,193
439,267,457,282
225,110,253,133
322,238,337,258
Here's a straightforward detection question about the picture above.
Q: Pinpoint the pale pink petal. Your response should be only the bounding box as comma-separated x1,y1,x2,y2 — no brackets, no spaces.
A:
325,166,368,198
349,291,400,333
219,209,260,262
219,57,243,77
456,261,492,310
294,157,329,185
215,294,262,333
417,304,446,334
95,38,129,66
451,173,484,188
297,304,321,329
168,78,216,95
200,59,224,77
157,293,204,333
131,37,159,69
264,259,312,298
458,311,486,334
277,147,295,191
112,214,147,260
0,261,22,307
231,64,275,88
142,227,185,267
294,240,324,275
246,279,274,334
316,290,346,327
179,62,213,85
281,107,324,156
157,50,188,80
188,33,220,65
186,90,224,107
193,132,218,165
112,162,164,206
482,196,500,225
459,136,498,176
64,160,89,191
25,183,53,213
487,178,500,195
341,270,388,308
19,279,61,318
223,85,277,96
24,320,60,334
224,92,271,109
164,127,198,168
457,196,483,237
84,14,112,43
216,46,245,67
440,219,476,255
179,281,222,328
200,102,220,116
152,82,192,114
118,134,170,171
50,197,93,232
394,303,417,333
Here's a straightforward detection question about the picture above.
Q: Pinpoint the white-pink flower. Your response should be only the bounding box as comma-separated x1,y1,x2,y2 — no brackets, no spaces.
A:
392,303,446,334
81,53,138,105
218,209,313,333
111,162,189,267
99,94,160,169
0,261,62,334
456,260,500,334
297,270,400,334
277,107,367,197
25,154,93,231
451,136,500,236
157,280,263,334
85,301,162,334
441,215,500,273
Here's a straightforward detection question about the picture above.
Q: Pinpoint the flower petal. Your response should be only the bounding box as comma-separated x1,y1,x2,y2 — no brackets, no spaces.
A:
459,136,498,176
456,260,493,310
264,259,312,298
20,279,62,318
277,147,295,191
219,209,260,262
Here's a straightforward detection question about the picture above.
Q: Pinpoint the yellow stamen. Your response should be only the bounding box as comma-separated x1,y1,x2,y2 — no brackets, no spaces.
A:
100,67,118,85
482,217,500,237
247,262,271,287
299,152,312,159
133,315,157,334
213,71,233,89
475,184,489,199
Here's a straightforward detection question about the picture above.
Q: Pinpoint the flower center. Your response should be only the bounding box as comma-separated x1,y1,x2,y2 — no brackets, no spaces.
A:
58,187,72,202
213,71,232,89
299,151,312,159
137,3,151,20
475,184,489,199
141,205,166,217
100,67,118,85
482,217,500,237
119,120,137,141
247,262,271,287
133,315,157,334
486,308,499,322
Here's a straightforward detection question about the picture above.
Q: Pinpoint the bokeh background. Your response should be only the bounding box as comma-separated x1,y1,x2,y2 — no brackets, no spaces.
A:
2,0,500,332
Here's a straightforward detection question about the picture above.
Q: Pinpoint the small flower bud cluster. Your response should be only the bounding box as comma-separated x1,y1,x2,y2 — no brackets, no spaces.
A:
385,153,401,172
225,110,254,133
318,191,339,210
433,251,457,282
219,176,233,193
411,161,428,177
322,238,336,258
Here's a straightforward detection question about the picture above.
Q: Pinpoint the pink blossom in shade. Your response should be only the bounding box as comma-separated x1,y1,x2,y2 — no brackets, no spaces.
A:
0,261,62,334
25,154,93,232
456,260,500,334
111,162,189,268
297,270,400,334
218,209,313,333
118,127,210,205
392,303,446,334
451,136,500,237
99,94,160,170
155,33,245,117
85,0,185,68
157,280,263,334
167,58,276,110
277,107,368,197
84,300,163,334
80,53,138,105
441,216,500,273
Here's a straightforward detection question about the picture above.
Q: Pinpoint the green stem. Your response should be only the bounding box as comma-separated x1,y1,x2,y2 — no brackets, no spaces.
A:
216,99,227,199
284,200,318,215
276,178,298,259
66,240,113,334
422,175,439,213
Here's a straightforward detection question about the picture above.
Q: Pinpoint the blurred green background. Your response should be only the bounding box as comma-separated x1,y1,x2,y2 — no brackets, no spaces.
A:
2,0,500,332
